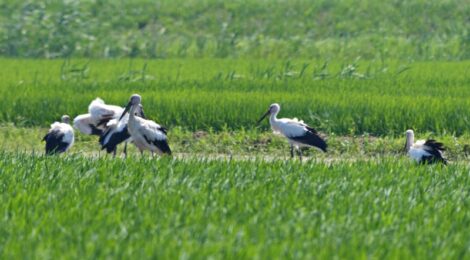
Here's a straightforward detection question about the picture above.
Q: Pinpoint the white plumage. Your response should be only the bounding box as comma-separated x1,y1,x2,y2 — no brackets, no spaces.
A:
73,98,124,136
42,115,74,155
405,129,446,164
408,140,429,162
120,94,171,156
258,103,327,160
73,113,99,135
88,98,124,123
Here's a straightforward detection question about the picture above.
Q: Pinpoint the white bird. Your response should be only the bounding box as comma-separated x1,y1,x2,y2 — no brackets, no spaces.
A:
73,98,124,136
99,105,145,157
42,115,74,155
257,103,327,160
405,129,447,164
72,113,104,136
119,94,171,156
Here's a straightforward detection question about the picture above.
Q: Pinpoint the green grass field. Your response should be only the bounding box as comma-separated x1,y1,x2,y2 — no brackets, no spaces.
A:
1,59,469,135
1,153,470,259
2,59,470,259
1,0,470,259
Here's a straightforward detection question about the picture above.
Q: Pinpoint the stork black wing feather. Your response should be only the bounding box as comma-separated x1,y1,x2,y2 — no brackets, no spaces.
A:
96,115,114,127
152,139,172,155
89,124,103,136
142,134,172,155
44,130,68,155
421,155,447,165
159,126,168,135
422,139,447,164
100,126,131,153
305,126,319,134
290,128,327,152
424,139,445,151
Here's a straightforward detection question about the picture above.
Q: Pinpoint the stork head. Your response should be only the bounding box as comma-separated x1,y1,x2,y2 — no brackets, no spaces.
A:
130,94,142,105
405,129,414,138
269,103,280,114
405,129,415,152
257,103,281,124
120,94,142,120
61,115,70,124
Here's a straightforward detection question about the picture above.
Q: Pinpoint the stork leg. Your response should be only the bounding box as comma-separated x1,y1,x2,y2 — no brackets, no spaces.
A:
112,147,117,158
297,148,303,162
123,142,128,158
290,144,294,159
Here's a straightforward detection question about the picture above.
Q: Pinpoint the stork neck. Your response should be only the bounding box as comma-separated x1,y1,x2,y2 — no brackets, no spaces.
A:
405,135,414,151
129,105,138,121
269,111,279,124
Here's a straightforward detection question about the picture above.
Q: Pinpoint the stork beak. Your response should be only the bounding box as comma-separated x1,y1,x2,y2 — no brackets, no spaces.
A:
257,110,270,124
139,105,146,119
119,102,131,121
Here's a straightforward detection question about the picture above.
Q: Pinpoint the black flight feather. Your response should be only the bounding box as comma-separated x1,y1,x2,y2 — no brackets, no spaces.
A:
96,115,114,128
43,130,68,155
99,125,131,153
89,124,103,136
142,134,172,155
290,126,327,152
421,139,447,164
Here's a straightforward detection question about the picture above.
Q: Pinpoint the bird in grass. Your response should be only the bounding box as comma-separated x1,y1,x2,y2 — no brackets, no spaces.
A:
42,115,74,155
99,105,145,157
257,103,327,160
119,94,171,156
405,129,447,165
73,98,124,136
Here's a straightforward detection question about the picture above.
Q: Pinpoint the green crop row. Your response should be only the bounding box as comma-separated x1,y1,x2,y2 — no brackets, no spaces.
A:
0,0,468,59
0,59,469,135
0,152,469,258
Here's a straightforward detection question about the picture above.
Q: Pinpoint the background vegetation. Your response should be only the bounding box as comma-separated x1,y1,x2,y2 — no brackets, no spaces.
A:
0,0,468,60
0,59,469,135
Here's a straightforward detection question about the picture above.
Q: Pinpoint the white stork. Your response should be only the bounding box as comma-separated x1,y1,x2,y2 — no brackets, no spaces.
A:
73,98,124,136
99,105,145,157
257,103,327,160
42,115,74,155
405,129,447,164
119,94,171,156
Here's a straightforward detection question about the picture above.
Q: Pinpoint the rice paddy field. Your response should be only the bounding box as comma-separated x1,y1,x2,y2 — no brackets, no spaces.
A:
1,0,470,259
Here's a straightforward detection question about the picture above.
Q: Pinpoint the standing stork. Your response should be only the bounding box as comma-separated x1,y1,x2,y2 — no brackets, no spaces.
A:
405,129,447,164
119,94,171,156
73,98,124,136
257,103,327,160
99,105,145,157
42,115,74,155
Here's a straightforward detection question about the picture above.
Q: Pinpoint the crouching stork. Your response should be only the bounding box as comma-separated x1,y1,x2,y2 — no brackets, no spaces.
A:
405,129,447,165
119,94,171,156
73,97,124,136
42,115,74,155
257,103,327,160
